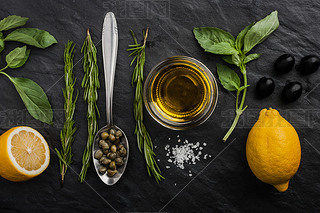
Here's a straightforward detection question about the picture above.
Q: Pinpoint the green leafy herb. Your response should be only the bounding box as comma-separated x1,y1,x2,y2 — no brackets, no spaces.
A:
79,29,100,183
244,53,261,64
5,28,57,48
194,11,279,142
0,15,57,124
0,72,53,124
216,63,240,91
0,15,28,31
6,46,30,68
55,41,78,187
235,23,254,51
243,11,279,53
193,27,237,55
0,39,5,53
128,28,164,183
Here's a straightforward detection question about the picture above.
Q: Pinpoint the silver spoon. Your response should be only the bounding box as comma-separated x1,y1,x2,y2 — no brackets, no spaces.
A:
92,12,129,185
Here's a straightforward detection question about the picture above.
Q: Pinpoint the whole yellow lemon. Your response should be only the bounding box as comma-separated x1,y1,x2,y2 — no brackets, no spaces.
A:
246,108,301,192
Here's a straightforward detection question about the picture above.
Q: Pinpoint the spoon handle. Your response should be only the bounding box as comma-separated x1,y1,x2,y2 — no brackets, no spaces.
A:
102,12,118,126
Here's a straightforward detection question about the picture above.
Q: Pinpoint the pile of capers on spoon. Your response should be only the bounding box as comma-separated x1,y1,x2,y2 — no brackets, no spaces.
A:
94,128,127,176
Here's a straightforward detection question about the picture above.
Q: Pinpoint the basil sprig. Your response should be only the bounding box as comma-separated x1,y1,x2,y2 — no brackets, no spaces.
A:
0,15,56,125
194,11,279,142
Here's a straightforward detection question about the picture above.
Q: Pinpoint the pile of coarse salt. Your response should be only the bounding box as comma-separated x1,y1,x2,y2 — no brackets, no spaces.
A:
164,135,211,171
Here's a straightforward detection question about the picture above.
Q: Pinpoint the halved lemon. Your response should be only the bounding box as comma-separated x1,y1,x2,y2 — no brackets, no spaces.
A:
0,126,50,182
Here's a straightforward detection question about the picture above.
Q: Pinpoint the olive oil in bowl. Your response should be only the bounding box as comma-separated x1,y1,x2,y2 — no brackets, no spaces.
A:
144,56,218,130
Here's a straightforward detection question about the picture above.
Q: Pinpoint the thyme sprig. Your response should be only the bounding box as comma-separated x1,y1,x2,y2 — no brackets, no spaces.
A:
79,29,100,182
128,28,164,183
55,41,78,187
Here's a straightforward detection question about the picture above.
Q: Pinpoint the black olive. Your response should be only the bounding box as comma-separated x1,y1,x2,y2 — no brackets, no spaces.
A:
274,54,295,74
297,55,320,74
282,82,302,102
256,77,275,97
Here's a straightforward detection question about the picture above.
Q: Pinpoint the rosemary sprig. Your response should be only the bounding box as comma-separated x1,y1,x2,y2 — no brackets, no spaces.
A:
55,40,78,187
79,29,100,182
128,28,164,183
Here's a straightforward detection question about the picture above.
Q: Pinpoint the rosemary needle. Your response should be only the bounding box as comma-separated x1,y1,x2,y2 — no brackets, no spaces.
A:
79,29,100,183
55,40,78,187
128,28,164,183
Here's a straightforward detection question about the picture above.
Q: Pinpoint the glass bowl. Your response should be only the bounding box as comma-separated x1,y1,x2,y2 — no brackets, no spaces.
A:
143,56,218,130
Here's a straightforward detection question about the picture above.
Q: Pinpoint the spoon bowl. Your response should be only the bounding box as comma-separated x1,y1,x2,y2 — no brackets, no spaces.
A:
92,125,129,185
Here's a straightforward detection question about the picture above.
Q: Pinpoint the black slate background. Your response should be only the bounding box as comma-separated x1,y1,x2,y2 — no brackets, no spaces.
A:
0,0,319,212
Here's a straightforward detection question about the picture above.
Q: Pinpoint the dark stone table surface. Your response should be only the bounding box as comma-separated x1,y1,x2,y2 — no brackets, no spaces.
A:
0,0,319,212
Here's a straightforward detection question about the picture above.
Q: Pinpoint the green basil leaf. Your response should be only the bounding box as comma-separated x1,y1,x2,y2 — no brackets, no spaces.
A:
6,75,53,124
235,23,254,52
193,27,237,55
222,55,235,65
6,46,30,68
0,39,5,53
0,15,28,31
0,32,3,39
231,54,241,67
216,63,240,91
205,42,238,55
5,28,57,48
243,11,279,53
238,85,250,92
244,53,261,63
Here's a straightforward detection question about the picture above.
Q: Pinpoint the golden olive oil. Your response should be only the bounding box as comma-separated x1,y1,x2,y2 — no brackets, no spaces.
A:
150,63,209,122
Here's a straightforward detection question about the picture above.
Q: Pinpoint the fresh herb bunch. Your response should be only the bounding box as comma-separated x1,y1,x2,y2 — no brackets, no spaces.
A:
55,41,78,187
0,15,57,124
128,28,164,183
79,29,100,182
194,11,279,142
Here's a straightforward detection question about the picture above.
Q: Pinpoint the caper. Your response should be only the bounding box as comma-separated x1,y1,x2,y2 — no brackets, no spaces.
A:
106,140,112,147
117,144,124,150
108,134,116,142
115,130,123,138
114,139,120,145
115,157,123,166
116,151,121,158
101,142,109,150
99,156,107,164
106,152,112,159
100,132,109,140
99,165,107,174
101,158,111,166
107,169,117,177
109,152,117,160
109,129,116,135
119,147,127,157
111,145,117,153
99,140,106,148
102,148,109,155
109,161,117,170
94,150,103,159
